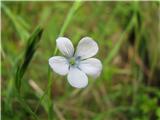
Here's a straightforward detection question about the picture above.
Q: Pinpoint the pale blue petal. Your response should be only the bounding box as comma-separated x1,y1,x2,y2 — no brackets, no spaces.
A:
79,58,102,78
75,37,98,59
49,56,69,75
67,67,88,88
56,37,74,57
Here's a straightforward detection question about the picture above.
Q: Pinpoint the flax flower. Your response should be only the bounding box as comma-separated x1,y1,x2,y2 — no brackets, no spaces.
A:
49,37,102,88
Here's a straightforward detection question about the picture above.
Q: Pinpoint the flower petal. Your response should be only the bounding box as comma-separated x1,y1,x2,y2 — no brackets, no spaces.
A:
56,37,74,57
79,58,102,78
67,67,88,88
49,56,69,75
75,37,98,59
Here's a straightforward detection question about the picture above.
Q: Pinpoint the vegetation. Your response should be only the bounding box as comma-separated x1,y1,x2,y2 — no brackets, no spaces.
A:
1,1,160,120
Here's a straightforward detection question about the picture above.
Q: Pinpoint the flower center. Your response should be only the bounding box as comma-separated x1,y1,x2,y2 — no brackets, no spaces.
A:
69,57,76,65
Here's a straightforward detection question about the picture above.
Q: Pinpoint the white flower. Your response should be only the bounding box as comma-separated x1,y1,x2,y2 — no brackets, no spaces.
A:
49,37,102,88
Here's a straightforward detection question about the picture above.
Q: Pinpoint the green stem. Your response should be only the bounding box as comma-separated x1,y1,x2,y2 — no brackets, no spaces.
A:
34,1,83,120
47,2,82,119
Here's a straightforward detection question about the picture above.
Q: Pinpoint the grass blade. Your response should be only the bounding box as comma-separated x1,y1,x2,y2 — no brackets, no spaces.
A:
1,3,29,41
15,27,43,92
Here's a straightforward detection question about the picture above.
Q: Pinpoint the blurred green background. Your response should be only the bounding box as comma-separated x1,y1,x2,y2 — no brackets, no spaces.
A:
1,1,160,120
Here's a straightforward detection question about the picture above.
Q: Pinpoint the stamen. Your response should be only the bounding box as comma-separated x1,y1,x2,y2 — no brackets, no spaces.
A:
69,57,76,65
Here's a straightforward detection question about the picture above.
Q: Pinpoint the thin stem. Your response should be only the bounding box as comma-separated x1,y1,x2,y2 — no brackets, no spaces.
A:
34,2,83,119
47,2,82,119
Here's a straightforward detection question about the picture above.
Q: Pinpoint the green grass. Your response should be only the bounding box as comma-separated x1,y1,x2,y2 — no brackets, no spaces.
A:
1,1,160,120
